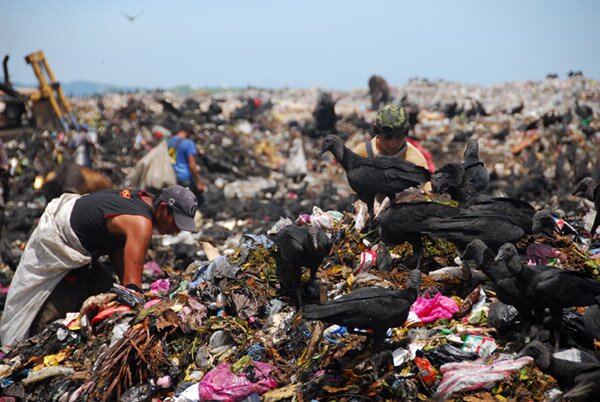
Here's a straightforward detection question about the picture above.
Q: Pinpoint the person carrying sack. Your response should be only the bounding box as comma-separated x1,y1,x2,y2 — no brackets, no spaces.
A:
167,121,206,206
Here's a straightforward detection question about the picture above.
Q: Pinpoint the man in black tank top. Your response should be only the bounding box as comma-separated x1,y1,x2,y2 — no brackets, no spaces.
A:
3,185,198,343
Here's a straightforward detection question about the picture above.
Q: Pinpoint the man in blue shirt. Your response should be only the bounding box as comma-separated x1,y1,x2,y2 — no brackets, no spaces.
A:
167,121,206,205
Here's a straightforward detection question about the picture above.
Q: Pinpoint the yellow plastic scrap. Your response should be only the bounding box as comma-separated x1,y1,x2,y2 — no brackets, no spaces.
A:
63,312,81,330
33,350,68,371
41,350,68,368
232,355,253,374
262,383,301,402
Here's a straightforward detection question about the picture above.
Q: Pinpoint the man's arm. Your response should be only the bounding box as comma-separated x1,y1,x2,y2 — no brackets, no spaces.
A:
106,215,153,287
187,154,206,192
109,248,125,282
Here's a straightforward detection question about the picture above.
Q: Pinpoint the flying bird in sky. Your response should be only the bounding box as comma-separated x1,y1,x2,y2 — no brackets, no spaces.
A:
121,10,144,23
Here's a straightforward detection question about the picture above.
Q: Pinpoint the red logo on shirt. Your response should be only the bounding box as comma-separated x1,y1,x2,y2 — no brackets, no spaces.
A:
120,189,131,199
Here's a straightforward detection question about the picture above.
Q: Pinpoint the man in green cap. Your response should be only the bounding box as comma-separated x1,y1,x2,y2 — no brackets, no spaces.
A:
354,105,433,191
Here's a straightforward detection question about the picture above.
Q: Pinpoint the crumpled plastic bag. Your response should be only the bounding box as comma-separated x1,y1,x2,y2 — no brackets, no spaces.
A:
436,356,533,400
267,218,293,234
198,361,279,402
126,139,177,189
301,206,342,231
175,382,200,402
150,278,170,294
143,260,164,278
425,343,479,366
353,200,368,232
284,137,308,178
258,308,295,347
354,250,377,275
189,256,239,290
487,301,519,335
526,243,564,266
411,293,459,323
461,335,497,357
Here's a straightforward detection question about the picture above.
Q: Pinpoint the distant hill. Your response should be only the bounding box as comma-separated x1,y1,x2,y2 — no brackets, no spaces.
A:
12,80,138,97
11,80,238,97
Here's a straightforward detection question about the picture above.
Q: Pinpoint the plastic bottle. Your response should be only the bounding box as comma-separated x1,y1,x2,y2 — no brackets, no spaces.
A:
414,349,436,387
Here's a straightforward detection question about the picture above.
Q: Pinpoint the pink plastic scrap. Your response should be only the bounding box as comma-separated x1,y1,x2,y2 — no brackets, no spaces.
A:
526,243,564,266
411,293,459,323
143,299,162,309
198,362,279,401
150,278,170,294
143,260,164,278
436,356,533,400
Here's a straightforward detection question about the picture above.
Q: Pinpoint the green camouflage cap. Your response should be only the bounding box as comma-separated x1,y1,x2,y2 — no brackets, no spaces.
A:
373,104,409,136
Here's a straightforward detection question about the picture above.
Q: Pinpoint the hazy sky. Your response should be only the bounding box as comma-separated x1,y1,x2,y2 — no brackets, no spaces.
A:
2,0,599,89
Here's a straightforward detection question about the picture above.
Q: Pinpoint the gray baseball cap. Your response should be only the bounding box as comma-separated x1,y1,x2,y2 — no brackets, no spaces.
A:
157,185,198,232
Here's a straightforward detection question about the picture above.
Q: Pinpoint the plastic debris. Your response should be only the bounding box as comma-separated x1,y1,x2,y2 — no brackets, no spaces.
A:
411,293,459,323
198,361,279,402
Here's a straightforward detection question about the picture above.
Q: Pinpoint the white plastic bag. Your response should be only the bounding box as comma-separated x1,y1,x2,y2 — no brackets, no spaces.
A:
126,140,177,189
0,194,92,346
284,138,308,178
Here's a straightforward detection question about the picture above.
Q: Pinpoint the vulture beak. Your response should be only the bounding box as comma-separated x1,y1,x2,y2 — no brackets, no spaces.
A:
494,251,506,262
373,197,392,221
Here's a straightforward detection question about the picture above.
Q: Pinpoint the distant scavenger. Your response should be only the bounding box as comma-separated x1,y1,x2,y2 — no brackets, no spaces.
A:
168,121,206,205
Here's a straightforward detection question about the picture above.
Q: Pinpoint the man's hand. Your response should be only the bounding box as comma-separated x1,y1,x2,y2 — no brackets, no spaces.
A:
80,293,117,317
195,179,206,193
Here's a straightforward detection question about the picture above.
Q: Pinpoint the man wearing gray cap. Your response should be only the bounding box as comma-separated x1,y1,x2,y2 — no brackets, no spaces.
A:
0,185,198,347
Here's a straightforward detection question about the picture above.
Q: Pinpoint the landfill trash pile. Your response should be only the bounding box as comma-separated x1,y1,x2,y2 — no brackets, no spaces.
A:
0,75,599,401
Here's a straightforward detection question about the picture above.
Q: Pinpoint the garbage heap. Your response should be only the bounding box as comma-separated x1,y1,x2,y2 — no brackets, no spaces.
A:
0,76,599,401
0,199,599,401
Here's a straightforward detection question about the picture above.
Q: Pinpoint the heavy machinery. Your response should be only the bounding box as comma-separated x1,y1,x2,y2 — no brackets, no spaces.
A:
0,55,29,131
0,50,79,136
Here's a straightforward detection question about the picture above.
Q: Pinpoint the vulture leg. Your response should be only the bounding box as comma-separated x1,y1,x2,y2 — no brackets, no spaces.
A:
413,237,424,271
365,195,376,231
532,307,546,341
295,287,304,308
590,212,599,243
306,272,321,302
550,307,564,353
515,306,534,343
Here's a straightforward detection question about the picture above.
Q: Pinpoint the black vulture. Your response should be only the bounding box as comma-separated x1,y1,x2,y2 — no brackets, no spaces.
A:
496,243,600,351
157,97,182,117
463,239,548,342
572,177,600,242
377,200,460,269
431,162,478,203
269,224,333,306
313,92,338,134
518,341,600,401
508,102,524,115
320,134,431,226
377,198,548,269
426,207,527,251
463,138,489,193
432,155,488,204
304,269,421,344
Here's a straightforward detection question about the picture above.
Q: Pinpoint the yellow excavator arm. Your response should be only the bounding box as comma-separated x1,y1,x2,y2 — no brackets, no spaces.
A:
25,50,80,132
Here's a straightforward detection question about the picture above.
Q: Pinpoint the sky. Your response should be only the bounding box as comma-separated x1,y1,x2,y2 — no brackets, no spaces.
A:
2,0,599,90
